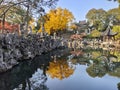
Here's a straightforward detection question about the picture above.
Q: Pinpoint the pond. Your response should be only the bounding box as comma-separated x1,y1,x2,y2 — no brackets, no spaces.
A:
0,47,120,90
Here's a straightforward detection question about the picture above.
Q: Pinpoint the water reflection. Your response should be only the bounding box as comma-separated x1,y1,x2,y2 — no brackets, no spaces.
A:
47,58,75,80
70,47,120,78
118,83,120,90
0,53,51,90
29,69,48,90
0,48,120,90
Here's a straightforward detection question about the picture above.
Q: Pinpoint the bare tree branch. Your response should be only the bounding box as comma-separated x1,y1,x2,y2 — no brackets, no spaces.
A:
0,0,4,4
0,1,27,17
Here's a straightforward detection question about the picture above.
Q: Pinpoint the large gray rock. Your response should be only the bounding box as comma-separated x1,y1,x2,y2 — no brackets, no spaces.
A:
0,33,63,73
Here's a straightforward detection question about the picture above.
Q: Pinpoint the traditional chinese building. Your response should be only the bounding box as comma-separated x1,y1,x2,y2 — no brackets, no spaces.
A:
75,20,88,33
0,19,20,33
101,26,118,41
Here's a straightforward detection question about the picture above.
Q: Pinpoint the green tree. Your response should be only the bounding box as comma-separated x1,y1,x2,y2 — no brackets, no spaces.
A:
90,29,101,38
112,25,120,39
107,8,120,24
107,0,120,7
86,8,107,31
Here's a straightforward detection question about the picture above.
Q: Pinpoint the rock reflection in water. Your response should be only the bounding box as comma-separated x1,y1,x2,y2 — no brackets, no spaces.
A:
0,49,69,90
29,69,48,90
0,53,50,90
0,48,120,90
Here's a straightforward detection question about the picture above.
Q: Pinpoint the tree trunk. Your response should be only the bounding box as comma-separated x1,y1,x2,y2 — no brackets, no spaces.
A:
26,5,29,31
2,14,5,33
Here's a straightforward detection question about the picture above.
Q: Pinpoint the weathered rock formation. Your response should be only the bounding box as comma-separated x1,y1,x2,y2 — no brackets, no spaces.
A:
0,33,62,73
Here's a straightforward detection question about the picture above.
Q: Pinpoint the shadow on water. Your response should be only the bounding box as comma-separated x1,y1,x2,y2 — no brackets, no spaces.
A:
0,47,120,90
0,48,69,90
0,55,48,90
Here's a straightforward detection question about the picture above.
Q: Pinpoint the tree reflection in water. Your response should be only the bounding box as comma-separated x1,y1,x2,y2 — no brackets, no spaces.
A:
47,56,75,80
0,48,120,90
0,50,52,90
118,82,120,90
84,49,120,78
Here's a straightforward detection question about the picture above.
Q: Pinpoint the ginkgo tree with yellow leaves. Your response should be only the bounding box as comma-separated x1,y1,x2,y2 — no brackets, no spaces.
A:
38,7,74,34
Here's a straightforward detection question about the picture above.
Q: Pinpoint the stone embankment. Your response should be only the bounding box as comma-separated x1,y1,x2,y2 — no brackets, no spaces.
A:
65,39,120,50
0,33,62,73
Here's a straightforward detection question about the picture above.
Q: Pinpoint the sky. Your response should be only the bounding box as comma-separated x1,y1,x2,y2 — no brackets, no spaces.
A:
55,0,119,22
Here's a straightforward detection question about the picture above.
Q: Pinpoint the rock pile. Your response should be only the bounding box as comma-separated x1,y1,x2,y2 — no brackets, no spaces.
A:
0,33,62,73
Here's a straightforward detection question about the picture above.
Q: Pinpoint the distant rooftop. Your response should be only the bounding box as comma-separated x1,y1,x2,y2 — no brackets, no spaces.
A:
101,26,118,36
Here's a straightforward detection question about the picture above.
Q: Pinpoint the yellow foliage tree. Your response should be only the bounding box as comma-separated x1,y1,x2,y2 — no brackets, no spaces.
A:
47,59,75,80
70,23,77,30
38,7,74,34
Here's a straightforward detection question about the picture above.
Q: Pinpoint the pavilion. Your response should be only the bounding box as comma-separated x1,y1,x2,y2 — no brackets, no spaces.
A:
101,26,118,41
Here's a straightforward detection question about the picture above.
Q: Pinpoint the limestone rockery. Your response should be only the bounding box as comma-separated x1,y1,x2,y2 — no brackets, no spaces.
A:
0,33,62,73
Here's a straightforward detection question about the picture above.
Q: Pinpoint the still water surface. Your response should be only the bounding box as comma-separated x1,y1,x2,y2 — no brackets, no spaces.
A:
0,47,120,90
